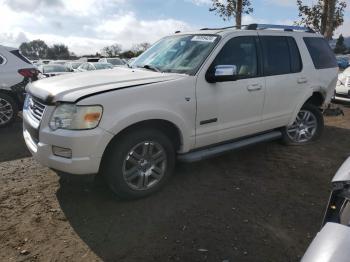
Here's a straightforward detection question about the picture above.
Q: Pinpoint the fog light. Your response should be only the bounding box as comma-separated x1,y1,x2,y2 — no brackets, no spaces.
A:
52,146,72,159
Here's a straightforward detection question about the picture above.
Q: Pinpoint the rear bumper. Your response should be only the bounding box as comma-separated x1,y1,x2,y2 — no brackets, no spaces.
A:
334,93,350,103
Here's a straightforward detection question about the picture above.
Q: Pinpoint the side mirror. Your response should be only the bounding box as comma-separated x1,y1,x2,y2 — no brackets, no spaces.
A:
206,65,238,83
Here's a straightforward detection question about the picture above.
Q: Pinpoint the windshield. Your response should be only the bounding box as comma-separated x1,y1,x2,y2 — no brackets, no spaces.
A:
107,58,125,65
43,65,69,73
132,34,220,74
94,63,113,70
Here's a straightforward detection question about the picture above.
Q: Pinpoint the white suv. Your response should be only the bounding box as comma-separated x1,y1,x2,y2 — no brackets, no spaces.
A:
335,67,350,103
0,45,39,127
23,24,338,199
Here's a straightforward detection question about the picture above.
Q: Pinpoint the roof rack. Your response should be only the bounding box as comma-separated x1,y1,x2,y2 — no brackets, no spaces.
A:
200,25,247,31
199,24,315,33
246,24,315,33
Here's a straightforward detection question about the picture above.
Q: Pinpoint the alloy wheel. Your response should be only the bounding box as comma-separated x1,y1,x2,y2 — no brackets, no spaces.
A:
287,109,318,143
122,141,167,191
0,98,14,126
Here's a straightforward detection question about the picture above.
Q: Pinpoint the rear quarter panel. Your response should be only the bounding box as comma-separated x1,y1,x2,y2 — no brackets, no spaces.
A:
288,34,338,125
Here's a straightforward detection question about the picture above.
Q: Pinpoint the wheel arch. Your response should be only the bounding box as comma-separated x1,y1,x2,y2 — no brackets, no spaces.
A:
288,90,325,126
0,89,20,105
99,118,188,174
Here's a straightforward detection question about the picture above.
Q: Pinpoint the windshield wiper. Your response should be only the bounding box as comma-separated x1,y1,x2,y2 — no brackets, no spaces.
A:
140,64,162,73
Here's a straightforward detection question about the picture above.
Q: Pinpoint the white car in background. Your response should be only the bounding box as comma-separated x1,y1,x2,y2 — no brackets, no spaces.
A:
77,62,113,72
0,45,39,127
334,67,350,103
64,61,83,72
98,57,126,67
37,64,72,79
302,157,350,262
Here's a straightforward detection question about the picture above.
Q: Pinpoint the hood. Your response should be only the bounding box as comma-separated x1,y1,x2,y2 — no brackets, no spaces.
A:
43,72,71,76
332,157,350,189
28,67,186,103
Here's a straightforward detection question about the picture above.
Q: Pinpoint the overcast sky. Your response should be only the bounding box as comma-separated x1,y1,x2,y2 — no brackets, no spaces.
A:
1,0,349,55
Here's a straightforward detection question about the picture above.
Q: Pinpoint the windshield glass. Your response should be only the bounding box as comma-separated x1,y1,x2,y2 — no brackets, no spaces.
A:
94,63,113,70
43,65,68,73
132,34,220,74
108,58,125,65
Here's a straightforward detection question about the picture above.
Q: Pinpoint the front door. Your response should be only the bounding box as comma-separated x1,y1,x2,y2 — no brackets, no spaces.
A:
195,33,266,148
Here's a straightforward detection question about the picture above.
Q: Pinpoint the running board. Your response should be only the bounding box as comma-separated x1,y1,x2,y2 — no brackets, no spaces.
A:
178,131,282,163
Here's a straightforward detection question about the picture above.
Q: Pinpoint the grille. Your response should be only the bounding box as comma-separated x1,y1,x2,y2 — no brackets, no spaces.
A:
347,77,350,88
28,96,46,122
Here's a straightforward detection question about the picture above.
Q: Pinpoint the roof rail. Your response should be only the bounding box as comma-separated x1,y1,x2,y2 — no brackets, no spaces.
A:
246,24,315,33
200,25,247,31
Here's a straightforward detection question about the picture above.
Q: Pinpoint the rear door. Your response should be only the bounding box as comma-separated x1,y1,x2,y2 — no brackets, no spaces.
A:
257,33,307,130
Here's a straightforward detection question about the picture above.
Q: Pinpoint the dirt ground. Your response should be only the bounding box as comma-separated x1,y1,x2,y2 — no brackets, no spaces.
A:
1,106,350,262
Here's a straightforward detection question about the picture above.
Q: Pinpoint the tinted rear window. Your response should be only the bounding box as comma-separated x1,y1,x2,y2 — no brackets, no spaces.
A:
10,50,32,64
303,37,337,69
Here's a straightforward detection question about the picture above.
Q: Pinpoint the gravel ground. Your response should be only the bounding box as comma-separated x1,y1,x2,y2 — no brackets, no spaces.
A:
1,106,350,262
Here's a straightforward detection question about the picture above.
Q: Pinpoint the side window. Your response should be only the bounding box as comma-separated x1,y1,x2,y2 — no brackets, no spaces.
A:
261,36,291,76
304,37,337,69
0,55,4,65
212,36,258,78
287,37,302,73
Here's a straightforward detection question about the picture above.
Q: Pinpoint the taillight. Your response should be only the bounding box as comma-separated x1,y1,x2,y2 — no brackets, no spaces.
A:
18,68,39,78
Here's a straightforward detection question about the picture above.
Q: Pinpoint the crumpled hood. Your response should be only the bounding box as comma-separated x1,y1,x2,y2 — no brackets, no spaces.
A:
27,67,186,103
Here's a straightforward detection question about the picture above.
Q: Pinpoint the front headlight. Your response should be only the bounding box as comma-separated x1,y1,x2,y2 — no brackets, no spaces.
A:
49,104,103,131
338,73,346,86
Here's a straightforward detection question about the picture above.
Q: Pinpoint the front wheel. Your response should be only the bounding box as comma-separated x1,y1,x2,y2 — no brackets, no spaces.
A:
282,103,324,145
102,128,175,199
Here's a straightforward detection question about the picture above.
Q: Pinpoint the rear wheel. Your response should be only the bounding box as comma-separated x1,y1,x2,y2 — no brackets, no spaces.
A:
282,103,324,145
0,93,18,128
103,128,175,199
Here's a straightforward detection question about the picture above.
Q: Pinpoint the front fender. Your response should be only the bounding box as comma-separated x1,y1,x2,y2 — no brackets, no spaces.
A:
101,108,194,153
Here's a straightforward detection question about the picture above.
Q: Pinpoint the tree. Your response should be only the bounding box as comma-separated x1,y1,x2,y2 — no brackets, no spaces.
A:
119,50,137,59
46,44,70,60
19,39,48,59
334,34,348,54
209,0,253,29
296,0,347,40
131,42,151,56
101,44,122,57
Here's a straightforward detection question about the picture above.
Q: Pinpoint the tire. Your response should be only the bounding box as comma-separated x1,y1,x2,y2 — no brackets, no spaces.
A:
0,93,18,128
103,128,176,199
282,103,324,145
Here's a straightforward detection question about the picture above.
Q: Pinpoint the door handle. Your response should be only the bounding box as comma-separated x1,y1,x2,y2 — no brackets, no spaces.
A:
247,84,262,92
297,77,308,84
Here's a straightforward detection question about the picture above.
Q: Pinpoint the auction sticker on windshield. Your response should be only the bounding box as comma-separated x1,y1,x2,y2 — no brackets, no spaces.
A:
191,36,217,42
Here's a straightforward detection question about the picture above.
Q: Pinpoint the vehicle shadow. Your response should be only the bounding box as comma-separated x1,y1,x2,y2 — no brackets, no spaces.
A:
55,124,350,262
0,118,30,163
